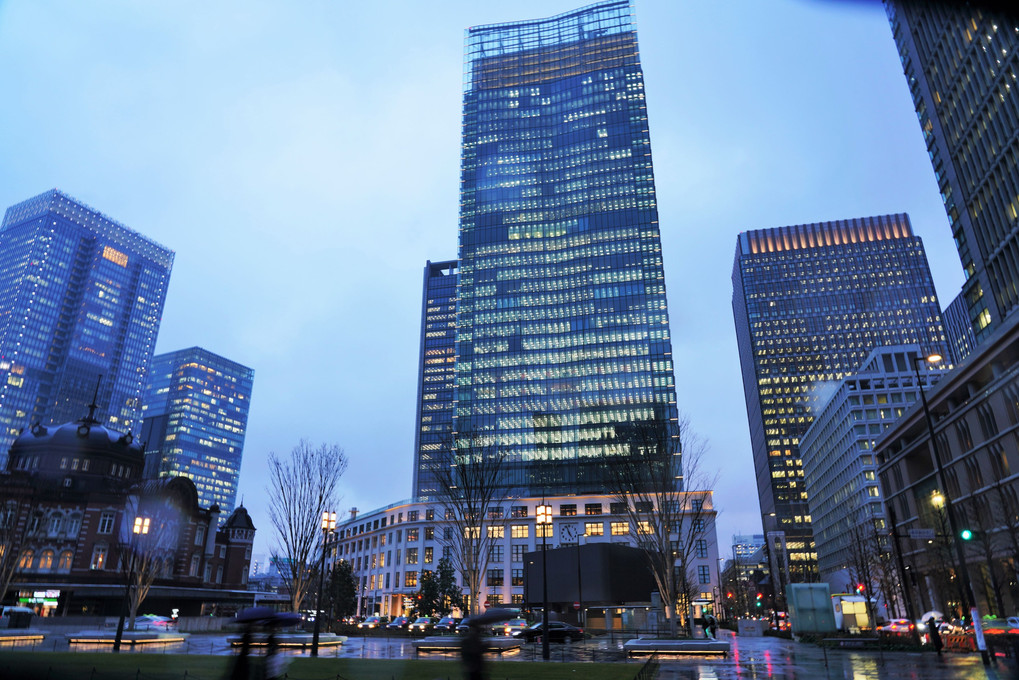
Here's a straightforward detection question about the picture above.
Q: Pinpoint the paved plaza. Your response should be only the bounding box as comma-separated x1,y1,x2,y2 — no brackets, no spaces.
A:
2,625,1017,679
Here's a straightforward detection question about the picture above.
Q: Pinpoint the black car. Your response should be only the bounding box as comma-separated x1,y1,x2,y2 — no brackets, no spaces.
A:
386,616,411,630
435,616,459,632
513,621,584,642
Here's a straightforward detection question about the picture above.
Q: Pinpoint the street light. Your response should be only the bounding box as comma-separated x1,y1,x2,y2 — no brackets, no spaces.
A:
114,514,150,652
536,503,552,661
312,508,337,657
575,530,586,627
911,352,989,665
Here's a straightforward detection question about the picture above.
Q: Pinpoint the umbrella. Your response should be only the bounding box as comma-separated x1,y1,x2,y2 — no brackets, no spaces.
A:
235,607,303,627
920,610,944,624
463,608,517,627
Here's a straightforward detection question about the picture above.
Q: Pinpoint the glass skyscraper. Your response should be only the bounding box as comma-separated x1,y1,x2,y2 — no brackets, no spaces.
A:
886,2,1019,343
731,214,949,581
141,347,254,516
454,0,679,496
413,260,458,500
0,190,173,455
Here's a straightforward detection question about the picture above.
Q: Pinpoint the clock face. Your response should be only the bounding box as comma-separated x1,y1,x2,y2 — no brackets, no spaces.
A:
562,524,577,541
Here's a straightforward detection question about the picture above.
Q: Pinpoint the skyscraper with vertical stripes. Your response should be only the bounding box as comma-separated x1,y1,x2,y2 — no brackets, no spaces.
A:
732,214,949,581
452,0,680,496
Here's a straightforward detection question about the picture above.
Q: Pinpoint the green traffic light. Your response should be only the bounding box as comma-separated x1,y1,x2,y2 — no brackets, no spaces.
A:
960,529,973,540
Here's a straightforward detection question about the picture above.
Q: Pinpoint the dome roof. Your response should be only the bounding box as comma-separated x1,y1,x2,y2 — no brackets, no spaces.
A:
12,419,142,456
224,504,256,531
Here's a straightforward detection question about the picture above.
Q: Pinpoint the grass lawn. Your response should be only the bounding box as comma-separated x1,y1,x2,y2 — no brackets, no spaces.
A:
0,651,639,679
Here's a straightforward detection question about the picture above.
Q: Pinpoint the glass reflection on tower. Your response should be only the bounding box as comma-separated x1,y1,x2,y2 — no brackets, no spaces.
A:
454,0,680,496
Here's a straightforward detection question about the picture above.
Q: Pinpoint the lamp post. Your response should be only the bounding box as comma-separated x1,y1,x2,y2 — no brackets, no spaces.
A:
114,514,150,652
312,509,337,657
575,531,586,627
911,353,989,665
536,503,552,661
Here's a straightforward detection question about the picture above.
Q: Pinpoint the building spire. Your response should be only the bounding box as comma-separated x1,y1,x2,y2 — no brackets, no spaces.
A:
82,375,102,425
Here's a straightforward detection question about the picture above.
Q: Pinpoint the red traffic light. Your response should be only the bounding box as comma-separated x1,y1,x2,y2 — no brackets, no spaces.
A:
856,584,865,593
756,593,762,599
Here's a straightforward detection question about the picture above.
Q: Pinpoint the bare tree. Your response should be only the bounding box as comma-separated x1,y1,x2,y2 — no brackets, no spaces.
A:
605,410,717,637
118,491,179,631
433,430,506,616
267,440,348,613
961,496,1007,616
0,479,32,606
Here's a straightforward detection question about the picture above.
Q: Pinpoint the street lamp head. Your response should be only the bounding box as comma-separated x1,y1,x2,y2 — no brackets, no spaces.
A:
926,353,943,364
132,516,150,535
322,510,337,531
931,491,945,508
536,504,552,525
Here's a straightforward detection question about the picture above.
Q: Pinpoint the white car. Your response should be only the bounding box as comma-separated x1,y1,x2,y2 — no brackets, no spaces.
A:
133,614,173,630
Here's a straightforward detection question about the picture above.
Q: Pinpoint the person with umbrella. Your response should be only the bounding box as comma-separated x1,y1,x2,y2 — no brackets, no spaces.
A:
927,616,943,656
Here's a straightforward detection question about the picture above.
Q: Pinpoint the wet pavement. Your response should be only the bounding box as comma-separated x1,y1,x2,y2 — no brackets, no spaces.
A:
654,630,1019,680
4,626,1017,678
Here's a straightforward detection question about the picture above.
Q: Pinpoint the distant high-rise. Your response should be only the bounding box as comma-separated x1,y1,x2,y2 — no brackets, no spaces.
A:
141,347,253,515
454,0,680,496
732,214,949,581
0,190,173,455
413,260,458,500
886,2,1019,342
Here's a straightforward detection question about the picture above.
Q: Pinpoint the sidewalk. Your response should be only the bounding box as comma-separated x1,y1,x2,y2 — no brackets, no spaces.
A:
655,629,1017,680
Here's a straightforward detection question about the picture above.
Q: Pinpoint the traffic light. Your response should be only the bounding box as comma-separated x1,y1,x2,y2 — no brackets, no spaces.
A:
856,583,865,593
755,592,762,608
960,528,974,541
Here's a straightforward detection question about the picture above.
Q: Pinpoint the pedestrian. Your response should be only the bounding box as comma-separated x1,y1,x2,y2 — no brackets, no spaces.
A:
264,632,289,680
226,629,253,680
706,614,718,640
461,621,487,680
927,617,943,656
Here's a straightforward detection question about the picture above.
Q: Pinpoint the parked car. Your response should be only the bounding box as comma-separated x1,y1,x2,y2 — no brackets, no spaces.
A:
133,615,173,630
357,616,385,629
409,616,437,633
500,618,529,636
435,616,459,632
457,616,497,635
386,616,411,630
513,621,584,643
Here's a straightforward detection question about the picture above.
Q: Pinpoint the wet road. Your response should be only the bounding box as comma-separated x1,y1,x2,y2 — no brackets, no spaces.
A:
4,626,1015,678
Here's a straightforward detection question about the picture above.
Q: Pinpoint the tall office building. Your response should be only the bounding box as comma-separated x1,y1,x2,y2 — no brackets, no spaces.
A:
886,2,1019,343
0,190,173,455
453,0,679,496
141,347,254,516
732,214,949,581
413,260,458,500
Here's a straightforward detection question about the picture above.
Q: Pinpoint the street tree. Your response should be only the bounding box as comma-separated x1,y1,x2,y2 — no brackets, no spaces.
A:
0,480,32,607
326,559,358,621
416,556,464,616
267,440,348,613
605,410,717,637
118,486,181,632
433,431,507,616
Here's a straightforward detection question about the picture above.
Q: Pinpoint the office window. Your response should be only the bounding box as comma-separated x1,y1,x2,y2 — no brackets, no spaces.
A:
424,547,434,564
425,508,434,521
98,511,115,535
406,548,419,564
489,544,503,562
559,504,577,516
488,507,504,519
610,522,629,536
425,527,434,540
487,569,504,586
488,526,504,539
584,503,602,515
90,546,107,570
585,522,604,536
537,524,552,539
405,571,418,587
195,525,206,546
511,524,529,539
698,565,711,584
610,502,628,514
695,539,708,559
511,506,528,518
407,528,419,542
408,511,419,521
512,568,524,586
511,545,526,562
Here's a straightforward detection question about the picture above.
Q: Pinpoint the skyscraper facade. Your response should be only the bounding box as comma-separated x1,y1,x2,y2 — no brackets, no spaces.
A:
886,2,1019,343
454,0,679,496
413,260,458,500
141,347,254,516
732,214,949,581
0,190,173,455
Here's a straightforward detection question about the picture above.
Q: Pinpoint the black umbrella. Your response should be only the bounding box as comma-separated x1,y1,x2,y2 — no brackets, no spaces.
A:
464,608,517,627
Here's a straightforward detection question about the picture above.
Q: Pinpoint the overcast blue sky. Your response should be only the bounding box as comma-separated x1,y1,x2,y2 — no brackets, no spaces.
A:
0,0,961,559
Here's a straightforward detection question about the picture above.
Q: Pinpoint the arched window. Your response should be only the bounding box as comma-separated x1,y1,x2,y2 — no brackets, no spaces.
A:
39,550,55,570
18,550,34,570
58,551,73,571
